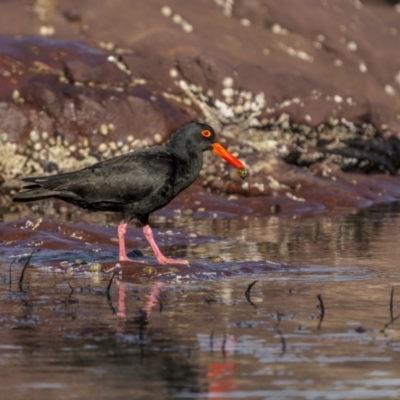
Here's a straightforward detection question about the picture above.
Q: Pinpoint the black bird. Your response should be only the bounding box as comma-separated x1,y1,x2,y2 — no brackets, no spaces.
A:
13,122,247,264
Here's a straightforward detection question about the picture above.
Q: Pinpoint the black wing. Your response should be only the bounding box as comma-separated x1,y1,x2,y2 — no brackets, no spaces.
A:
15,148,175,206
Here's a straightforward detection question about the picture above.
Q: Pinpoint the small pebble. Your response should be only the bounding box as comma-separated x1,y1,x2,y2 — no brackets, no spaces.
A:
238,168,249,180
142,266,157,276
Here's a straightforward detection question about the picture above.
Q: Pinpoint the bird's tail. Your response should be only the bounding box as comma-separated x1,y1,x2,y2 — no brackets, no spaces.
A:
13,174,67,203
13,186,62,202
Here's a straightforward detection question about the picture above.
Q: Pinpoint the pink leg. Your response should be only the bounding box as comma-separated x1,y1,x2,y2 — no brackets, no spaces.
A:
142,224,189,265
117,220,145,262
118,221,131,261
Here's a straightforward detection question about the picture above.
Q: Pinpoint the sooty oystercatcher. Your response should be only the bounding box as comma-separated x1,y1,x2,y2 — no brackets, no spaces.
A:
13,122,248,264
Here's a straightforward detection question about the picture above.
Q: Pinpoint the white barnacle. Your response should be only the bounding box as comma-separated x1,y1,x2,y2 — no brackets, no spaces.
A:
359,61,367,73
385,85,396,96
222,77,234,88
222,87,234,98
161,6,172,17
169,68,178,78
172,14,183,24
334,95,343,103
29,129,40,143
346,41,357,51
182,22,193,33
100,124,109,136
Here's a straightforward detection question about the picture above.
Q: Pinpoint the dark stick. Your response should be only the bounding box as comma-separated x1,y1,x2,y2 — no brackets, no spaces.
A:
245,280,258,308
210,330,214,352
276,327,286,357
317,294,325,330
106,271,118,314
383,288,400,331
275,311,281,329
68,282,74,295
65,282,74,304
18,251,34,291
390,287,394,321
275,312,286,357
106,271,118,294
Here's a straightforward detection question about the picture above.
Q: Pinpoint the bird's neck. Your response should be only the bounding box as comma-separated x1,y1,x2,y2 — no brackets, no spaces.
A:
169,146,204,193
167,140,202,166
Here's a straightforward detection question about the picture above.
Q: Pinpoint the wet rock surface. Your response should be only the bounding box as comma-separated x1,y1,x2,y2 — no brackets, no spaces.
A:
1,1,400,210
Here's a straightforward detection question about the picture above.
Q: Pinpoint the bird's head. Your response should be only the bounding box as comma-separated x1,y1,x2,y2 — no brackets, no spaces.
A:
169,122,247,174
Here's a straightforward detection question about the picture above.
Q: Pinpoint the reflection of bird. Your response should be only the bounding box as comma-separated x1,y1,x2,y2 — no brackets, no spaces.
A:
14,123,247,264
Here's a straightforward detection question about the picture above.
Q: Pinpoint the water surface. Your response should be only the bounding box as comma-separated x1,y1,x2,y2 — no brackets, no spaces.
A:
1,201,400,399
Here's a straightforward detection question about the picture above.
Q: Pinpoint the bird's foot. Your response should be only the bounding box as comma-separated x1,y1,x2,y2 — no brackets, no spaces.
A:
119,254,146,263
157,257,189,265
119,249,146,263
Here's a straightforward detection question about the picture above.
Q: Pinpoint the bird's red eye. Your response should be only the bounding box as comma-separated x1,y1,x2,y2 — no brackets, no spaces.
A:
202,129,211,138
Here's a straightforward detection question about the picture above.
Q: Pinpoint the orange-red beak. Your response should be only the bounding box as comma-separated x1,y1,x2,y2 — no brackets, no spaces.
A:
212,143,245,169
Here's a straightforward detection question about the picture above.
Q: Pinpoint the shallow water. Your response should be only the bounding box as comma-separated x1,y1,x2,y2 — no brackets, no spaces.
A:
1,200,400,399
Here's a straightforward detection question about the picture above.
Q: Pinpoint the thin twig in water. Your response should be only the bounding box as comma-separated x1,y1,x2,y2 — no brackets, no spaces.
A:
210,331,214,352
245,280,258,308
106,271,118,294
65,282,74,305
18,251,34,291
105,271,118,314
275,312,286,357
275,311,281,329
68,282,74,295
390,287,394,321
317,294,325,330
382,288,400,332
